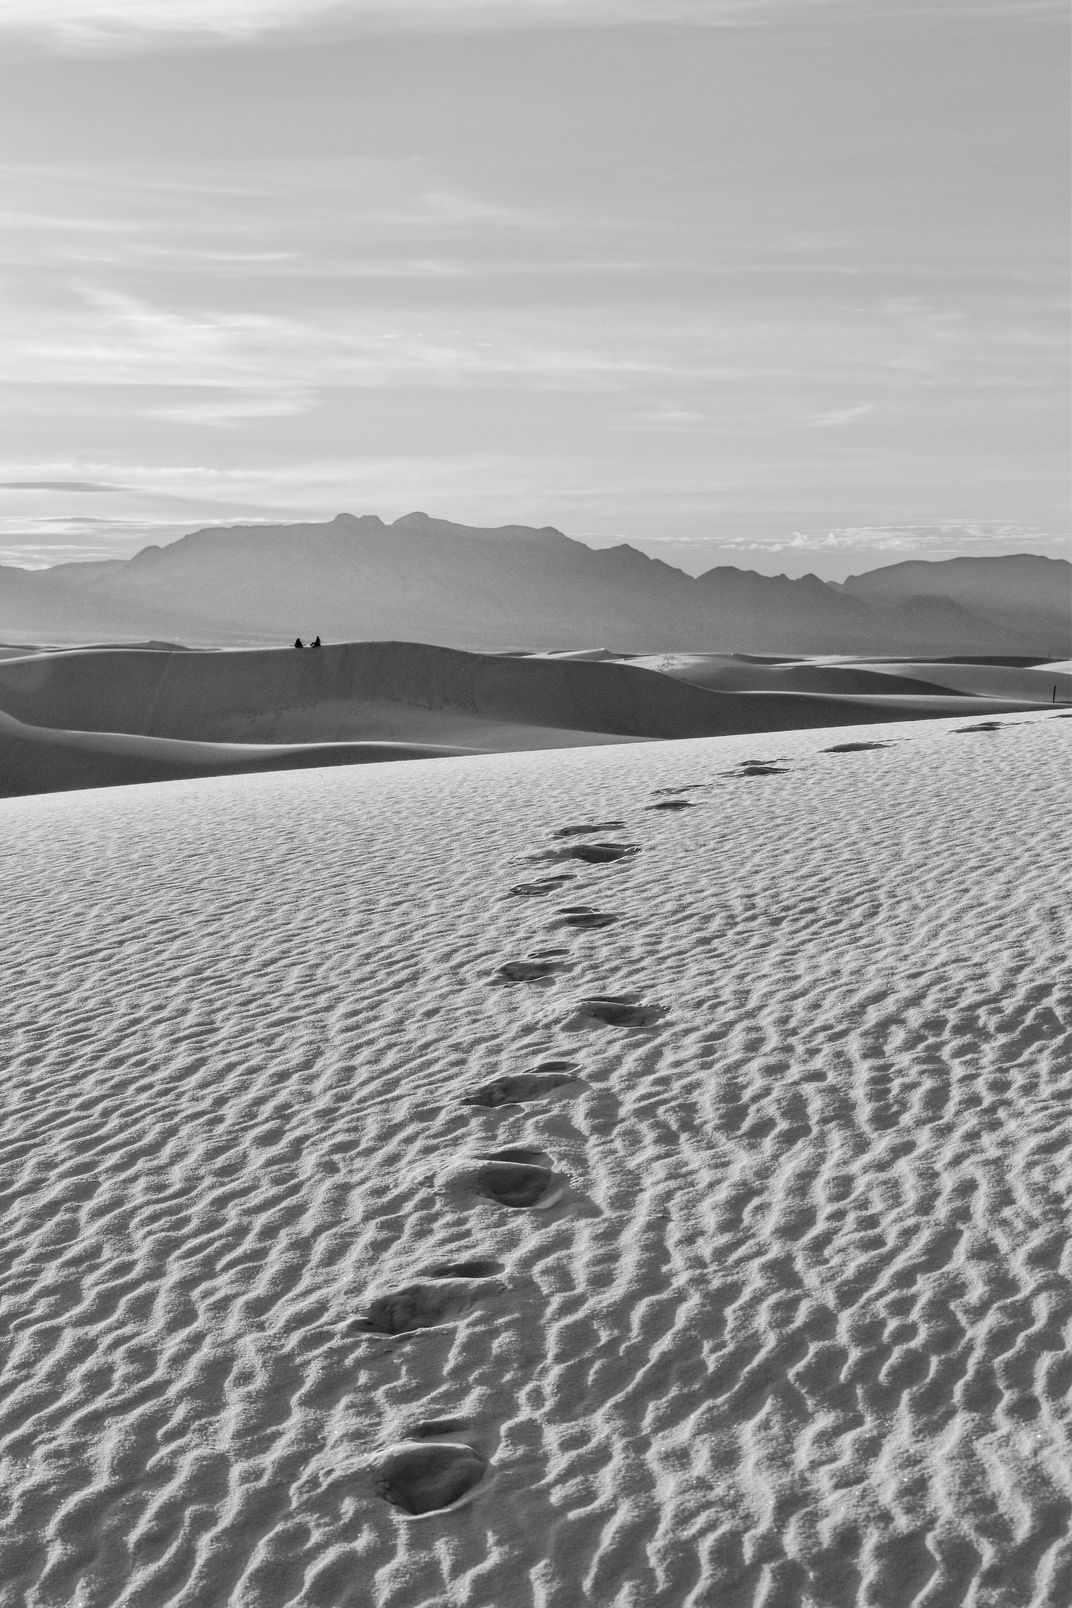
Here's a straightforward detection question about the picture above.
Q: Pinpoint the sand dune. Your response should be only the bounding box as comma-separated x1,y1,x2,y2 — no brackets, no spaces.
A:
624,652,962,696
1,711,1068,1605
0,707,473,799
0,640,1053,797
857,660,1072,700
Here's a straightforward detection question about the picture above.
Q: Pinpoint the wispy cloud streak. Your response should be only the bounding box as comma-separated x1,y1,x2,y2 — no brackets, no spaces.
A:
1,0,1065,51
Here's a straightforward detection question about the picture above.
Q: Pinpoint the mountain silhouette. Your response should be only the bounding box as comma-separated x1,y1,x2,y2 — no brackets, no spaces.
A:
841,554,1070,656
1,514,1066,654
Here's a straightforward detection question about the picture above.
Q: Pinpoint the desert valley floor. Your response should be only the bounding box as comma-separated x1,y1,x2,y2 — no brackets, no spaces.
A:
1,711,1070,1607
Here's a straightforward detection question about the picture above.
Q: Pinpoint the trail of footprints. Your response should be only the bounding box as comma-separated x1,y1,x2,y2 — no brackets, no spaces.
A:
362,719,1035,1518
362,798,684,1516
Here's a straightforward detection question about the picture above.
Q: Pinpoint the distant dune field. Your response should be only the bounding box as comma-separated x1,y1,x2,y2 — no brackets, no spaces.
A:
0,640,1062,798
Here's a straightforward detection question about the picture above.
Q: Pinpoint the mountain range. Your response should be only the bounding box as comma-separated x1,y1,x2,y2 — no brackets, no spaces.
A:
1,513,1068,655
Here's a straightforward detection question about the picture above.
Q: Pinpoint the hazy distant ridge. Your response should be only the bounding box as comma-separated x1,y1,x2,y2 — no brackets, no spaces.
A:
1,513,1067,654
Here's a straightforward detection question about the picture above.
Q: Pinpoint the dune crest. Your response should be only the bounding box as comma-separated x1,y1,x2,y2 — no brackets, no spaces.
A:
0,640,1058,796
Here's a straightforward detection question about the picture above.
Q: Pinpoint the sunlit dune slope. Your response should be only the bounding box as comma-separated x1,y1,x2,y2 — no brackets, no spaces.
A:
1,712,1069,1607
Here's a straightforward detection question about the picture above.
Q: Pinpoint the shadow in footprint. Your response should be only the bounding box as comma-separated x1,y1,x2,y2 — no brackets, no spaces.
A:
425,1258,505,1279
956,723,1002,733
462,1063,582,1108
472,1147,561,1209
509,874,577,897
645,799,696,811
576,995,666,1029
652,784,706,795
357,1273,503,1336
555,906,619,929
492,957,566,984
562,842,639,865
374,1441,488,1516
404,1418,472,1441
824,741,892,753
553,821,626,838
733,759,789,776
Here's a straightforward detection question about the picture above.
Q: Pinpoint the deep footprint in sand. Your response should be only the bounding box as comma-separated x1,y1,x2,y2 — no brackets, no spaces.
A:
956,722,1003,733
552,821,626,838
652,783,706,795
562,841,640,865
734,759,789,777
509,875,577,897
462,1062,582,1107
644,799,696,811
424,1258,505,1279
374,1441,489,1516
403,1417,472,1441
357,1270,504,1335
824,741,892,753
577,995,666,1028
555,906,619,929
471,1147,563,1209
492,957,566,984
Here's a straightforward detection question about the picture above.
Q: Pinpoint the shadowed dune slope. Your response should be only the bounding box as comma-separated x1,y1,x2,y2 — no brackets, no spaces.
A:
0,708,474,799
1,713,1069,1607
0,642,1046,761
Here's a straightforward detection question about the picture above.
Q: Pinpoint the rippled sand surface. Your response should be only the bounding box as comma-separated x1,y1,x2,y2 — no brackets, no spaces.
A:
1,712,1069,1607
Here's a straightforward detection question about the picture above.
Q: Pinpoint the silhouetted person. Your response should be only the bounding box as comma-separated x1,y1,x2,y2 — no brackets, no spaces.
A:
294,637,304,648
311,635,322,648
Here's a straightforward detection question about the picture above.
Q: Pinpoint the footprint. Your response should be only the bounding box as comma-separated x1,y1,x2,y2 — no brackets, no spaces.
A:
576,995,666,1028
374,1441,488,1516
509,875,577,897
734,759,789,776
824,741,891,753
424,1258,505,1279
555,906,619,929
404,1418,472,1441
956,722,1002,733
644,799,696,811
357,1274,504,1336
471,1148,563,1209
652,784,705,795
492,957,565,984
462,1063,582,1107
553,821,626,838
563,842,639,865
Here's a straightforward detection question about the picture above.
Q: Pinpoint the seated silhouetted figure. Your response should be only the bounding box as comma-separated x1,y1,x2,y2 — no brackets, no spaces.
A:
294,637,304,648
311,635,322,648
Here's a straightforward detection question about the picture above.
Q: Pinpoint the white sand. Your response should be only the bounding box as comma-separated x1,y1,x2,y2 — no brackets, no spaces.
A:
0,642,1052,800
1,711,1069,1606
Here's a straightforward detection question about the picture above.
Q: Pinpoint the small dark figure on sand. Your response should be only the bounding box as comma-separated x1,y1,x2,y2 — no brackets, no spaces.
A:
311,635,322,648
294,637,304,649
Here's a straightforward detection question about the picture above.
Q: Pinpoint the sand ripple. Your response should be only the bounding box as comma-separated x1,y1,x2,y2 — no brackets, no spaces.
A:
0,712,1069,1606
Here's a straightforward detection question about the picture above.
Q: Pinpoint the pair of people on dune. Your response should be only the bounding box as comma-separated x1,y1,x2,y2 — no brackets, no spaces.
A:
294,636,321,649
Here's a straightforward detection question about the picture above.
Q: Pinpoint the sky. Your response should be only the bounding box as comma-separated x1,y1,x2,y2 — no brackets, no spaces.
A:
0,0,1067,579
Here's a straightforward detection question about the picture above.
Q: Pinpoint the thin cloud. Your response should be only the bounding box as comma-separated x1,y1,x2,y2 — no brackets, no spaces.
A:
0,479,130,492
783,522,1060,553
143,390,319,427
3,0,1064,51
808,402,874,428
